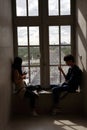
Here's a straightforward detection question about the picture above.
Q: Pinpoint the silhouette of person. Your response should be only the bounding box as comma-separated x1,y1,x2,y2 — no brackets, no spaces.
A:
51,54,82,115
12,56,39,116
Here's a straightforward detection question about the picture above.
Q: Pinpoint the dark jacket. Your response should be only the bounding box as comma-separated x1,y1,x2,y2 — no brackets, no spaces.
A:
65,65,82,90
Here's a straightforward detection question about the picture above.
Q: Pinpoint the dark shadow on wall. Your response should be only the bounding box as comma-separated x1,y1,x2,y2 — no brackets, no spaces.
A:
76,5,87,115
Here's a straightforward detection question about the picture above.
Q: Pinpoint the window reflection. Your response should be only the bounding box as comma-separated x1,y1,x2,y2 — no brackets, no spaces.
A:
30,67,40,85
16,0,27,16
61,46,71,64
48,0,59,16
60,0,71,15
17,27,28,46
18,47,28,66
29,27,39,45
28,0,38,16
61,26,71,45
30,47,40,66
49,26,59,45
49,46,59,65
50,66,60,84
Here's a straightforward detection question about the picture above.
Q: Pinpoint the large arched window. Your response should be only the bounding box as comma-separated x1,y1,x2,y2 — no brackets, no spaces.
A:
12,0,75,87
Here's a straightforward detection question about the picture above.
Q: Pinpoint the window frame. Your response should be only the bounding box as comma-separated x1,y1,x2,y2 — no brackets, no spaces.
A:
12,0,76,86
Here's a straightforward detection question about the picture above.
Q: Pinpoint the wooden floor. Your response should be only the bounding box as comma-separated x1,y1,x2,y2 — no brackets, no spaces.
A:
7,114,87,130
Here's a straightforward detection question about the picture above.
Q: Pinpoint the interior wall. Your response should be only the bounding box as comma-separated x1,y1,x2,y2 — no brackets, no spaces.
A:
0,0,13,129
76,0,87,116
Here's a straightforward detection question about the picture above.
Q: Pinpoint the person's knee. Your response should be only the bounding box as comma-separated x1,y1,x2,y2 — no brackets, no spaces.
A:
52,87,58,94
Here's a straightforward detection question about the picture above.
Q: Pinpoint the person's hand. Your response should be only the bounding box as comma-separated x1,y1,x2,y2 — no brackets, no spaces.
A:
58,65,63,72
23,75,26,79
22,72,27,79
23,71,27,75
58,65,66,78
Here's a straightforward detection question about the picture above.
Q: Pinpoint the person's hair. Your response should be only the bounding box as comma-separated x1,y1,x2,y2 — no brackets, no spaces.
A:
14,57,22,65
64,54,75,62
12,57,22,75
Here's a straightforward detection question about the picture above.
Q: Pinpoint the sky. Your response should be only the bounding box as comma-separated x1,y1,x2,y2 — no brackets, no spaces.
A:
16,0,70,16
16,0,71,46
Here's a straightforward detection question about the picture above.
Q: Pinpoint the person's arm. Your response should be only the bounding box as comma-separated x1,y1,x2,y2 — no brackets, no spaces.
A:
14,70,24,84
22,72,27,79
66,67,79,86
58,66,66,79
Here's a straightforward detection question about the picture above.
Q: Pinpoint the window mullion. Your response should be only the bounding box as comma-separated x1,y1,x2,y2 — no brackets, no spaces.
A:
59,26,61,82
26,0,28,16
59,0,60,16
27,27,31,84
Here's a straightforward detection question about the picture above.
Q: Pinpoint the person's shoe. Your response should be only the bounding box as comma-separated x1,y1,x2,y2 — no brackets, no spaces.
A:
33,90,39,97
52,108,62,115
32,110,38,116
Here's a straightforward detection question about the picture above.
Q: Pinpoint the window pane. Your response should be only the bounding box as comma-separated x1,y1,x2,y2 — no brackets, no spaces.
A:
30,67,40,85
17,27,28,46
49,46,59,65
30,47,40,66
18,47,28,66
60,0,71,15
61,26,71,45
61,46,71,64
49,26,59,45
29,27,39,45
28,0,38,16
60,66,69,82
50,66,60,84
16,0,27,16
48,0,59,16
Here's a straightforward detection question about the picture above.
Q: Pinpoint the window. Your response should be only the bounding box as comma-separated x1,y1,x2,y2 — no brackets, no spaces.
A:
48,0,71,16
16,0,27,16
17,26,40,85
16,0,39,16
48,0,59,16
60,0,71,15
12,0,75,86
49,25,71,84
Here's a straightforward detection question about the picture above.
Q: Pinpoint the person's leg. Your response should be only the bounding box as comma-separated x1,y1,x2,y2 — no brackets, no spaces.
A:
24,90,38,116
26,85,42,92
52,83,70,115
52,84,61,108
26,85,36,91
24,90,35,108
51,84,62,115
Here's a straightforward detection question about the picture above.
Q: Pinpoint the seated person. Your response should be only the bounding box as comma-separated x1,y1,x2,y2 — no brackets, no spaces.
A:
51,54,83,115
12,56,39,116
